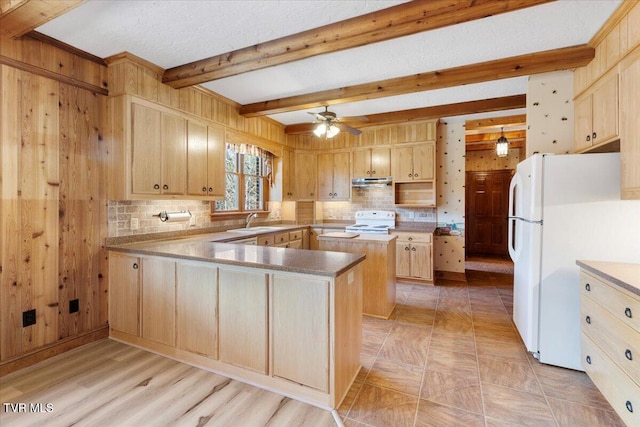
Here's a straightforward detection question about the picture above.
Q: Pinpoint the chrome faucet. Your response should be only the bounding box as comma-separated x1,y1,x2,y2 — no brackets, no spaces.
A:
245,213,258,228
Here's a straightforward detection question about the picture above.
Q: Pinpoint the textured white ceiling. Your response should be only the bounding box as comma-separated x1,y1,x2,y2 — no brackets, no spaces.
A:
37,0,622,126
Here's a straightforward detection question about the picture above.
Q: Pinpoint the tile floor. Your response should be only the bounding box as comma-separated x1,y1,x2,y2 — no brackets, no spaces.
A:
338,270,625,427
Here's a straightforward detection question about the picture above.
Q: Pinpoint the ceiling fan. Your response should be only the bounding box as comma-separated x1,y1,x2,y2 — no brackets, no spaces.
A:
308,107,368,138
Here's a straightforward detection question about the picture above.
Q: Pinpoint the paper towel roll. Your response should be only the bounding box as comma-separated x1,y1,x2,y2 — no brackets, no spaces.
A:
157,210,192,222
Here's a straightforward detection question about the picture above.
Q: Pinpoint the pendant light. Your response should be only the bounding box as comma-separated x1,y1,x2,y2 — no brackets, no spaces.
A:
313,122,340,138
496,127,509,157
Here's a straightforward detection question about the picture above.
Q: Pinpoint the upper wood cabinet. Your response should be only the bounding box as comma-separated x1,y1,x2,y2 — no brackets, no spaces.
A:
574,73,619,153
294,152,317,200
131,103,186,196
281,148,296,201
352,148,390,178
186,121,225,198
107,95,225,200
391,143,435,182
317,152,351,201
620,50,640,199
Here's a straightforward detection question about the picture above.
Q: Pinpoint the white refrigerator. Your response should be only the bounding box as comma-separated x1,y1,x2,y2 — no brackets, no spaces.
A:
508,152,640,371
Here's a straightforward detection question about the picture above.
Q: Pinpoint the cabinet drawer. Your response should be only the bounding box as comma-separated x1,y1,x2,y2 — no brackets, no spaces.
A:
289,230,302,241
392,231,432,243
289,239,302,249
274,232,290,244
582,294,640,385
258,235,275,246
582,333,640,427
581,271,640,333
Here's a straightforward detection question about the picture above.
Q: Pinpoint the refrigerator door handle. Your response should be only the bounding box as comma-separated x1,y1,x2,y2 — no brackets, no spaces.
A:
508,216,543,225
508,174,521,262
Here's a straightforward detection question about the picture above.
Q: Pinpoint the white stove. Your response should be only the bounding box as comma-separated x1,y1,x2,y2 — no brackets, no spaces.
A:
345,210,396,234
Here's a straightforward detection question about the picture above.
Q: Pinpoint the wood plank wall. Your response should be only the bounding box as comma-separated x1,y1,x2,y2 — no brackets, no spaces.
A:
0,36,108,369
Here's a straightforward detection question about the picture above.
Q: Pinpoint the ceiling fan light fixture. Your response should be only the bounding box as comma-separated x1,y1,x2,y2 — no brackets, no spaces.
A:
326,124,340,138
313,123,326,137
496,127,509,157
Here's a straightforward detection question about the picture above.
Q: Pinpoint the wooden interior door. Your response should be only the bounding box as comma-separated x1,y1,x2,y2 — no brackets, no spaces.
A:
465,170,513,256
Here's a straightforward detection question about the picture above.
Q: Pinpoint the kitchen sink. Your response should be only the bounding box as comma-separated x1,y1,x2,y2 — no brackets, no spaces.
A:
226,226,285,234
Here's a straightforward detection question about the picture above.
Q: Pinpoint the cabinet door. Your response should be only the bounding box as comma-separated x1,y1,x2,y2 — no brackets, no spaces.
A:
187,120,208,196
574,95,593,152
206,124,225,198
309,228,322,250
352,150,371,177
161,113,187,195
218,269,268,373
176,262,217,358
332,151,351,200
391,147,414,182
295,152,316,199
396,241,411,277
282,148,295,200
317,153,334,200
411,243,432,280
413,144,434,181
592,74,619,145
272,274,329,391
371,148,390,177
108,253,140,336
131,103,162,194
620,53,640,199
141,257,176,346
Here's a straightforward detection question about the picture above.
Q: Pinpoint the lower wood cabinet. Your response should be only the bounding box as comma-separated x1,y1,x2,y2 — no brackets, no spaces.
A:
393,232,433,282
580,268,640,426
272,274,329,391
218,268,268,374
141,257,176,347
176,262,218,358
108,253,140,336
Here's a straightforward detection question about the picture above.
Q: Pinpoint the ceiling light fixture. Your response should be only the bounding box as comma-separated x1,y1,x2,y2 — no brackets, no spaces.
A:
313,122,340,138
496,127,509,157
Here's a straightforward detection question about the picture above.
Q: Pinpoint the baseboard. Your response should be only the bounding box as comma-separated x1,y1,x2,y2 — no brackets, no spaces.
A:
0,325,109,377
435,270,467,283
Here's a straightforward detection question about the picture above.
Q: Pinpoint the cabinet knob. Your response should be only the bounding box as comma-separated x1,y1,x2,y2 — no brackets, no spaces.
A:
408,173,412,178
625,307,633,318
208,187,213,193
585,283,591,291
132,263,139,270
372,170,376,175
162,184,169,190
202,186,207,192
411,247,416,251
585,315,591,324
585,355,591,364
366,171,371,175
405,246,410,251
408,237,413,241
414,173,419,178
586,135,591,142
625,349,633,361
154,184,160,190
592,132,597,140
626,401,634,413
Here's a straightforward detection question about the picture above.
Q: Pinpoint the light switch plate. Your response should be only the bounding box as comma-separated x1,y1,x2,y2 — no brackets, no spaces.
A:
130,218,139,230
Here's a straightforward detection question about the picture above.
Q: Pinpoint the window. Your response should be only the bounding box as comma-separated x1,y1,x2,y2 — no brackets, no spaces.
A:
213,144,272,213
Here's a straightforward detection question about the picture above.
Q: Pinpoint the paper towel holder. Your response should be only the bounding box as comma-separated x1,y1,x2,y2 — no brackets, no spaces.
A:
153,210,192,222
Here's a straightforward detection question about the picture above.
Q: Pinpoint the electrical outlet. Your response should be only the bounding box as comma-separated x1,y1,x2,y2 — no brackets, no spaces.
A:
22,309,36,327
69,299,79,314
189,215,196,226
130,218,139,230
417,212,429,218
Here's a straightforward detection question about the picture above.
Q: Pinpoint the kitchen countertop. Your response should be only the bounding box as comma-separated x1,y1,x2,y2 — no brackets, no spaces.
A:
577,260,640,297
108,234,365,277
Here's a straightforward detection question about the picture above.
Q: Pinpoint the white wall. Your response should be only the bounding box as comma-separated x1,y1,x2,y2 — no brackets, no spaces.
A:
526,70,575,157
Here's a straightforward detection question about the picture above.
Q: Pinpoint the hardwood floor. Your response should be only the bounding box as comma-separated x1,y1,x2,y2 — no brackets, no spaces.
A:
1,270,623,426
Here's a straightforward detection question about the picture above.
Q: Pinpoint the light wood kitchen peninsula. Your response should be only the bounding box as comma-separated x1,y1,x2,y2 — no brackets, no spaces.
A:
318,233,397,318
108,238,364,409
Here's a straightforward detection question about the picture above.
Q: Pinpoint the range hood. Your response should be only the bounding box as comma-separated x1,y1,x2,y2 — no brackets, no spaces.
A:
351,177,393,188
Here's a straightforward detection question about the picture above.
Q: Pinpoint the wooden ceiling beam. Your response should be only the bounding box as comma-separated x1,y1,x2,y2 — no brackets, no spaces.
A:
465,114,527,131
162,0,554,89
284,94,526,134
465,130,526,143
466,140,525,151
0,0,84,39
242,44,593,117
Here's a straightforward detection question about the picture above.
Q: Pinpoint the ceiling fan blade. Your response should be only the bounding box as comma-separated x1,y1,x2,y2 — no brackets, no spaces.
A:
335,122,361,135
339,115,369,123
308,111,328,121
